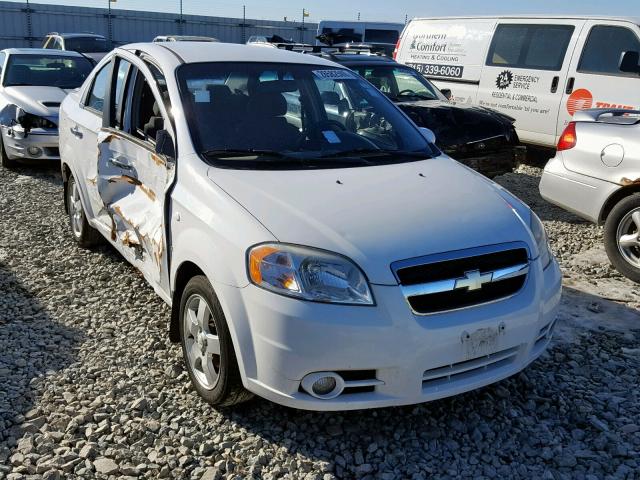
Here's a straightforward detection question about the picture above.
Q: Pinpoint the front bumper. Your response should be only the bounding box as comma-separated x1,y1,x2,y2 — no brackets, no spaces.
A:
1,126,60,161
216,256,562,411
540,154,620,224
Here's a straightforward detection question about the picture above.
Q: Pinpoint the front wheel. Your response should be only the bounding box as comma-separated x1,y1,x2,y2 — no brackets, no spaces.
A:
180,276,252,407
0,135,18,169
604,194,640,283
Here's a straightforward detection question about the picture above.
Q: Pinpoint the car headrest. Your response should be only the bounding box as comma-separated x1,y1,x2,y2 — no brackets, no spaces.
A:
248,92,288,117
321,91,340,106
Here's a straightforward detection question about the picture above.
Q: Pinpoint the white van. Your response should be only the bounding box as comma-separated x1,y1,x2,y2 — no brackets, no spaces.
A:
394,16,640,148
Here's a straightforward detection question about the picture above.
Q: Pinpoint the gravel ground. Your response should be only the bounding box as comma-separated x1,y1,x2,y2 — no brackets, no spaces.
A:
0,162,639,480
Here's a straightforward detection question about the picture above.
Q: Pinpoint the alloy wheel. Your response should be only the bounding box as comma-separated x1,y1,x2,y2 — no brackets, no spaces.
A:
183,294,221,390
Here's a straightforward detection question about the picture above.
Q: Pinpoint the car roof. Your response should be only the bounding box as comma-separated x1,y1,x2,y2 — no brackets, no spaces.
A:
1,48,85,57
121,42,341,67
49,33,106,39
411,15,640,24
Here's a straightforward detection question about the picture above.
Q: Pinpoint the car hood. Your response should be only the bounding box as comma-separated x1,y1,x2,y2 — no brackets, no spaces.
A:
1,86,69,118
397,100,517,150
207,156,533,285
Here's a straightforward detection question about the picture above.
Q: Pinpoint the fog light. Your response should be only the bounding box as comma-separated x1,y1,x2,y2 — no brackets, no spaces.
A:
301,372,344,399
312,377,337,396
27,146,42,157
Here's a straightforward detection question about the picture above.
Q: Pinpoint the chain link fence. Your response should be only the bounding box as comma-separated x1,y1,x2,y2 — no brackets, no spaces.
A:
0,0,319,49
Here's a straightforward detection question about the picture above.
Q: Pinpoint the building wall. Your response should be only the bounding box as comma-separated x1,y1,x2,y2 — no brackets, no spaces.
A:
0,1,318,49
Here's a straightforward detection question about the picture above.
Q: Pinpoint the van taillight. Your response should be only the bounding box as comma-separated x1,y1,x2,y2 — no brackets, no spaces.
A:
557,122,577,151
393,38,401,60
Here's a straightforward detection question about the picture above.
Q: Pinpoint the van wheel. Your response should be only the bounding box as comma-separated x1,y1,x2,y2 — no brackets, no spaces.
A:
67,174,102,248
0,136,18,169
604,194,640,283
180,276,253,407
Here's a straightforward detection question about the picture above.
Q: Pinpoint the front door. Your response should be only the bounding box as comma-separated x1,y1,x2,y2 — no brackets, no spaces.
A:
556,21,640,139
96,54,175,291
476,20,585,146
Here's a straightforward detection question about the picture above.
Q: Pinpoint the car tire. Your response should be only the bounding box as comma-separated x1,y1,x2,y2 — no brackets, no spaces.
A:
0,136,18,169
180,275,253,407
604,194,640,283
67,174,102,248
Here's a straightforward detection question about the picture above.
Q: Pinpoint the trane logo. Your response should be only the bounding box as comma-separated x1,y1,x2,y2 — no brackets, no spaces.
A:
566,89,593,116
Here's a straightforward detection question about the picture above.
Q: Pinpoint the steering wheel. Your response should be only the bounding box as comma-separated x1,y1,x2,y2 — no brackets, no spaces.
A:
314,120,347,132
398,89,417,96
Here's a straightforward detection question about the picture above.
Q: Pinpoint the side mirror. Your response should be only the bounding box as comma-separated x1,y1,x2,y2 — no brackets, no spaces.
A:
419,127,436,145
155,129,175,159
440,88,452,101
619,51,640,74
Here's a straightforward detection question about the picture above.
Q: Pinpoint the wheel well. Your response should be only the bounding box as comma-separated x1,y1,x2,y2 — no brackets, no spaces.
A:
61,163,71,214
169,261,205,343
599,185,640,225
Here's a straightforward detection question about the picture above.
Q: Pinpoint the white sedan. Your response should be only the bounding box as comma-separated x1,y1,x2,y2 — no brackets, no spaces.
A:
0,48,94,168
59,41,561,410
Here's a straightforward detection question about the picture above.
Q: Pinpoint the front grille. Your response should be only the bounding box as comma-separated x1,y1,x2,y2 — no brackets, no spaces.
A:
393,245,529,315
422,345,520,391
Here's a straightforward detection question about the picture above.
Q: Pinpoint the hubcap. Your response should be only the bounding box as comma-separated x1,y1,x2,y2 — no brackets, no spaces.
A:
617,209,640,269
183,294,221,390
69,181,84,238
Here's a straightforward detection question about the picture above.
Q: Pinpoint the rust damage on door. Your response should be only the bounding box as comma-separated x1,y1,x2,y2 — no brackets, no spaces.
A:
95,130,170,280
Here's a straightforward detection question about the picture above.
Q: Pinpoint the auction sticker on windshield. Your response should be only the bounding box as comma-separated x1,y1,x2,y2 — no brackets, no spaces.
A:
313,69,357,80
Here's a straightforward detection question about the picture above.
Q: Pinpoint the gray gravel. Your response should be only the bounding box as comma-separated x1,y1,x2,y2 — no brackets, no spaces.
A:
1,162,639,480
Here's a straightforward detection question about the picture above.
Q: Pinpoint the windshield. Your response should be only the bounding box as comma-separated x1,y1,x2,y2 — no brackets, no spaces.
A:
177,62,436,169
65,37,109,53
3,54,94,88
350,65,445,102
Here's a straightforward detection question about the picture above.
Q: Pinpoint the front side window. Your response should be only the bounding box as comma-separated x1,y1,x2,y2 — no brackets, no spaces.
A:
578,25,640,75
177,62,436,169
487,24,574,71
64,37,109,53
364,29,399,44
350,65,444,102
86,62,111,113
3,54,94,88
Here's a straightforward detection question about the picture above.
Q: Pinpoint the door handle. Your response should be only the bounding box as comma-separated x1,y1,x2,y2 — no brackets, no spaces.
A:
108,156,133,170
70,126,83,138
550,76,559,93
565,77,575,95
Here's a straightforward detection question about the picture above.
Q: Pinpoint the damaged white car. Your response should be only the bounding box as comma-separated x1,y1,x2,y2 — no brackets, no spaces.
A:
0,48,94,168
59,42,561,410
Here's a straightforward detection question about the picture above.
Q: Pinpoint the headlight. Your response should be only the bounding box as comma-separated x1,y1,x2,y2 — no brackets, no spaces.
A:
16,109,57,131
530,212,552,269
248,243,374,305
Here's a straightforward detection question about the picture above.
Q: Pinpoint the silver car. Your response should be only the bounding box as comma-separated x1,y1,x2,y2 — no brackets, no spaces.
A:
0,48,94,168
540,108,640,283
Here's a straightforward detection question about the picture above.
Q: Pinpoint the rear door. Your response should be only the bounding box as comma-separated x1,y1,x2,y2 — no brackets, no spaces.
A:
476,19,585,146
96,54,175,291
556,20,640,138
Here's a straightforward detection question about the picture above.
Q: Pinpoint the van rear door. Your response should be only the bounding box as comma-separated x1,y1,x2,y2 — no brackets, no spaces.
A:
556,20,640,139
396,19,496,105
476,19,585,147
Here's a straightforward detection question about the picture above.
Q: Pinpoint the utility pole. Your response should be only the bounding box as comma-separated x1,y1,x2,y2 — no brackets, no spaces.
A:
301,8,305,43
107,0,113,49
242,5,246,44
357,12,360,21
25,0,33,47
179,0,183,35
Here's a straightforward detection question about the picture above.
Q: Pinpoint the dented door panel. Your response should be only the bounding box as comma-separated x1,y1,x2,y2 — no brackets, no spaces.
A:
97,130,173,288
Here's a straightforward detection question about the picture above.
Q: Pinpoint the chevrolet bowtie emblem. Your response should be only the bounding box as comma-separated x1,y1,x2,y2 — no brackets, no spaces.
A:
455,270,493,291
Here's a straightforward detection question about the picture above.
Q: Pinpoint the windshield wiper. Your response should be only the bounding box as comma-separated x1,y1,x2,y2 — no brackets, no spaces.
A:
320,148,432,160
202,148,296,159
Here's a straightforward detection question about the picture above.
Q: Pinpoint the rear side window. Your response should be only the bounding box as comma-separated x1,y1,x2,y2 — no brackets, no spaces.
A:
487,24,575,71
578,25,640,76
86,62,110,113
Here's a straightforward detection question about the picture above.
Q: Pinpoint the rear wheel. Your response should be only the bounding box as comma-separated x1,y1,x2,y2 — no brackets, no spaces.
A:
67,175,102,248
604,194,640,283
180,276,252,407
0,135,18,169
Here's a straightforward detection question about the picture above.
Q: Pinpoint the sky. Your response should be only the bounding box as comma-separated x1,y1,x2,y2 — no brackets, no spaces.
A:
8,0,640,23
